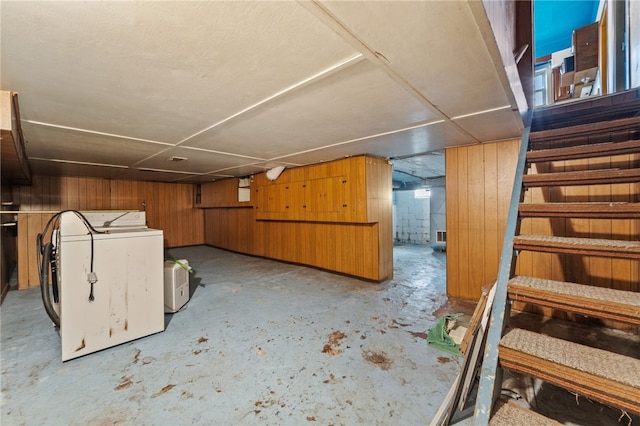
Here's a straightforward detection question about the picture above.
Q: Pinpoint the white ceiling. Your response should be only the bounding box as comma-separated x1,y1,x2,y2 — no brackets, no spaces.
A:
1,1,524,184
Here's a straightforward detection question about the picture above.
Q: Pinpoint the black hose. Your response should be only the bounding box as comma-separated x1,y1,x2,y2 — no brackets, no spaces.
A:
39,240,60,328
36,210,107,327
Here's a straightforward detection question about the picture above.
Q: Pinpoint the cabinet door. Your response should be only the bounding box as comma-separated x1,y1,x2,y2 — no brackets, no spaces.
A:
282,181,306,221
574,22,599,72
256,181,306,220
306,176,349,222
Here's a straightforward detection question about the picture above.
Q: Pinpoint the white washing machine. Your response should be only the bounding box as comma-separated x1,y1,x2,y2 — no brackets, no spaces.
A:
56,211,164,361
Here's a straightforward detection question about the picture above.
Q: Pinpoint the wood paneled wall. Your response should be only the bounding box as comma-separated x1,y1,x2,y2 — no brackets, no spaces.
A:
1,182,16,302
205,208,382,280
202,156,393,281
446,139,519,299
446,139,639,300
12,176,204,289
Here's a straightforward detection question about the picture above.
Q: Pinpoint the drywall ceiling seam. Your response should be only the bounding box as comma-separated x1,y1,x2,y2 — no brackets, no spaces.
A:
29,157,129,169
299,0,481,144
174,53,365,147
200,159,303,176
179,146,266,161
450,105,512,121
22,120,173,146
129,53,365,168
267,119,445,162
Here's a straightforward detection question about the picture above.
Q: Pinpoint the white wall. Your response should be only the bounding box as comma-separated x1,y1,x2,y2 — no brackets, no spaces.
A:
429,178,446,250
392,190,430,245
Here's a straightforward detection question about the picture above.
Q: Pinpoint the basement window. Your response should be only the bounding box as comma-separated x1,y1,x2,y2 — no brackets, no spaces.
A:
414,189,431,199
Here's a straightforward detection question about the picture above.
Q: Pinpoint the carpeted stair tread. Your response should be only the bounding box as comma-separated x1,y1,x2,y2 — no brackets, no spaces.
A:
499,329,640,414
518,202,640,218
508,276,640,324
513,235,640,259
527,139,640,163
490,400,561,426
522,168,640,187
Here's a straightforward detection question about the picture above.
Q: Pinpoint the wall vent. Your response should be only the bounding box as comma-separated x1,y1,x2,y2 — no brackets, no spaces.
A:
436,230,447,243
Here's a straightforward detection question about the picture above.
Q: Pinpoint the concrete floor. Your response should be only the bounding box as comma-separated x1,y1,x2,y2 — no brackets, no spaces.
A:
1,245,474,425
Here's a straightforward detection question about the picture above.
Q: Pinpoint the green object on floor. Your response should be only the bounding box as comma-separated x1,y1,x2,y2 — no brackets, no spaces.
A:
427,313,462,356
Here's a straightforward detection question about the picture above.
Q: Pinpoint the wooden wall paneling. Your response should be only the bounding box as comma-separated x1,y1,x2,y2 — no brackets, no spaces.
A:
362,224,379,280
77,178,88,211
238,208,255,254
86,178,97,210
188,183,204,247
588,155,613,288
63,177,80,210
483,143,500,286
345,157,362,223
564,156,592,285
110,179,126,210
20,213,54,289
253,217,267,258
447,139,520,299
611,177,636,290
378,185,393,280
35,176,48,210
16,214,29,289
202,156,391,281
336,224,354,276
366,156,392,280
457,146,471,298
175,184,186,247
33,176,46,210
445,148,461,297
467,144,486,299
324,223,338,272
204,209,218,247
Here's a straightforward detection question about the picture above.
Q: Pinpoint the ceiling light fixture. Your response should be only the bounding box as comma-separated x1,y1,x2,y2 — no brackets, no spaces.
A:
266,166,286,181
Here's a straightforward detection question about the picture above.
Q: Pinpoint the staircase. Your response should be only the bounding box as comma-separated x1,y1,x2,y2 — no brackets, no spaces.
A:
474,114,640,424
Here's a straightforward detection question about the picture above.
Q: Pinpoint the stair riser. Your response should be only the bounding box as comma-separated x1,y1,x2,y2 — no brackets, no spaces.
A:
513,243,640,259
499,353,640,416
507,292,640,325
527,140,640,163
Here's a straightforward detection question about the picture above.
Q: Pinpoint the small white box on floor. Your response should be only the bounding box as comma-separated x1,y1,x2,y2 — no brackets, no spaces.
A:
164,259,190,313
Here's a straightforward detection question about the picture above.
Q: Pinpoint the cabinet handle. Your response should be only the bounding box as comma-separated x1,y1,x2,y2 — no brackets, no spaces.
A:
285,205,289,209
342,180,347,184
302,184,306,188
303,205,307,208
343,204,347,207
286,186,289,189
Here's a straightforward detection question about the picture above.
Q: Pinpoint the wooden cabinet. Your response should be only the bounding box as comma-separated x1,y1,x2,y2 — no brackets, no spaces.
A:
573,22,599,86
203,155,392,281
254,156,379,223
